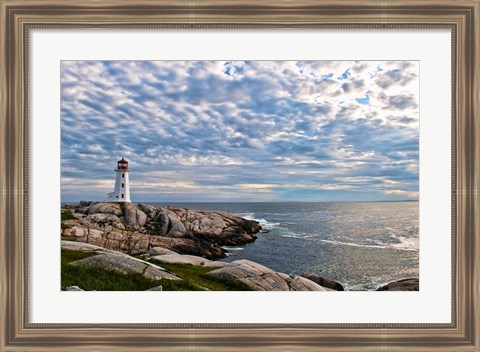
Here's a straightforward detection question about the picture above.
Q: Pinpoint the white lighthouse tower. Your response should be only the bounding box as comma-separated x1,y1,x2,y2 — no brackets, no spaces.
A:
107,157,131,202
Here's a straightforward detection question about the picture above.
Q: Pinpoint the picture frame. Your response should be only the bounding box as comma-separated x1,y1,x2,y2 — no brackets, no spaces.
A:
1,0,478,350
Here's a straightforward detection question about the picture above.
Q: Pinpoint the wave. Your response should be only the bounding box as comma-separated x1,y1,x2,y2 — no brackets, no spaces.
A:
320,239,388,249
388,235,419,251
281,233,314,239
221,246,244,251
320,237,418,251
238,213,280,230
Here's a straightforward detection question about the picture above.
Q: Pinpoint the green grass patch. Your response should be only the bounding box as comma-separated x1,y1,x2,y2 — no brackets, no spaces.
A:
61,249,97,264
62,264,165,291
61,210,75,221
61,249,249,291
149,260,250,291
61,249,164,291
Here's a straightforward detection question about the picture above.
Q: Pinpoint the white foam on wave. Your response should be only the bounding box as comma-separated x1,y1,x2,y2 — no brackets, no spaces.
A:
320,239,388,249
281,233,314,239
238,213,280,230
221,246,244,251
320,236,419,251
388,235,419,251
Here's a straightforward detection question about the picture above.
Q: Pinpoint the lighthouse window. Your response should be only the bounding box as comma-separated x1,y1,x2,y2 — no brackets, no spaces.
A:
121,193,124,198
122,173,124,178
121,183,124,188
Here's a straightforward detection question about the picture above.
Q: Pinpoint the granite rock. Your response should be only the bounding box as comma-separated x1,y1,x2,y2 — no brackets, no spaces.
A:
376,278,419,291
300,272,344,291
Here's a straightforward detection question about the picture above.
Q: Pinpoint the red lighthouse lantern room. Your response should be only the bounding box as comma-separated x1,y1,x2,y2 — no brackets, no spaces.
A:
117,158,129,170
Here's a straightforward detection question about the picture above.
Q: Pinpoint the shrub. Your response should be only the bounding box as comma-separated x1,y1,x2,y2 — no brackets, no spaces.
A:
61,210,75,221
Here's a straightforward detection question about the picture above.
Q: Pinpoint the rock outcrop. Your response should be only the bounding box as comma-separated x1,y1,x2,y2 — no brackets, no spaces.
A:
61,241,181,281
207,260,327,291
62,240,331,291
151,253,225,267
300,272,344,291
376,278,419,291
62,202,262,259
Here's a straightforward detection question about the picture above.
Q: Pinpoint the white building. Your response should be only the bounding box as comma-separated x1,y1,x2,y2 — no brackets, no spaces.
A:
107,157,131,202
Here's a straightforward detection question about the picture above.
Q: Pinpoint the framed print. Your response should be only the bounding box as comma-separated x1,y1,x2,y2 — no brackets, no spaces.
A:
1,0,479,351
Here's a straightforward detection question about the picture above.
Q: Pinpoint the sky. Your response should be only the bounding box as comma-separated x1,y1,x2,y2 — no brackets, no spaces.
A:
61,60,419,202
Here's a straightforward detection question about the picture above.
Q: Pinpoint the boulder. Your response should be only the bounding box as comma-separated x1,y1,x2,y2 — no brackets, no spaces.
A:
64,285,84,291
61,240,114,253
277,272,291,280
146,285,163,291
87,228,105,242
207,260,289,291
207,260,329,291
63,226,87,238
84,213,125,230
286,276,327,291
87,202,123,216
149,212,170,236
376,278,419,291
300,273,344,291
148,247,177,256
70,253,180,281
70,253,143,273
137,203,159,221
124,203,148,228
167,220,187,238
151,253,225,267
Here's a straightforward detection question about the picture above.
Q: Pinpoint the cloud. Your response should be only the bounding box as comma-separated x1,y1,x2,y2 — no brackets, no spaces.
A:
387,94,418,110
61,60,419,202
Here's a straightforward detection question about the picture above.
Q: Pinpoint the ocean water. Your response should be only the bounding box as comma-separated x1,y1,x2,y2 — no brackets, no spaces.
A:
150,202,419,291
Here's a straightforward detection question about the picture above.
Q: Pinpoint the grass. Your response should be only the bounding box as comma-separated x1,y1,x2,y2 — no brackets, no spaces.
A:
62,263,167,291
149,260,249,291
61,249,249,291
62,249,97,263
61,210,75,221
61,249,167,291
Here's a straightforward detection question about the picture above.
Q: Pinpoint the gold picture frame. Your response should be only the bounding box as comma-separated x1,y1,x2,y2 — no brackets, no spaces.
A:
1,0,479,350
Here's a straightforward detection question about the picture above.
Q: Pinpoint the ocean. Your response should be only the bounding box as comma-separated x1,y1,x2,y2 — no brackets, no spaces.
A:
150,201,419,291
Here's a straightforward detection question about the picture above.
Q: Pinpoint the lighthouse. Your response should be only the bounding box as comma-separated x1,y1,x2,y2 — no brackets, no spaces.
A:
107,157,131,202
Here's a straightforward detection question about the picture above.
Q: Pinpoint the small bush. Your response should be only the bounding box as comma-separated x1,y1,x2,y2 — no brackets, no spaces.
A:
61,210,75,221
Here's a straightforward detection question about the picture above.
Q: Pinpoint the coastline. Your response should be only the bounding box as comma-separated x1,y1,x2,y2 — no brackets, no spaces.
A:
61,201,419,291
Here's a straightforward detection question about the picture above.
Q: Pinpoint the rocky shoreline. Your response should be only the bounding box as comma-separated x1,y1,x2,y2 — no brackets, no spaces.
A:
61,201,418,291
62,201,261,259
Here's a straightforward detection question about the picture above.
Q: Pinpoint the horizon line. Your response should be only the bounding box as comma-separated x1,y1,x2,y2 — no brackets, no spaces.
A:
62,199,419,204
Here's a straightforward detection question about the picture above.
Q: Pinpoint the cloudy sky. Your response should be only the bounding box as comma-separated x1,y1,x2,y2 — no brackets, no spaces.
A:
61,60,419,202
